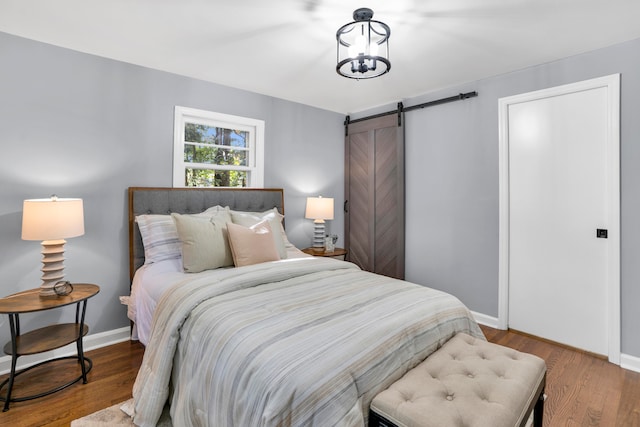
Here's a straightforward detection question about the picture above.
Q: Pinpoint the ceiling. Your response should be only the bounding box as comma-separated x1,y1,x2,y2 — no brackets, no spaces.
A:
2,0,640,114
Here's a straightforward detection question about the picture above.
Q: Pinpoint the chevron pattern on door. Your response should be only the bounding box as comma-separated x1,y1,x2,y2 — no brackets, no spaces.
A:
374,126,403,278
347,131,373,271
345,114,404,279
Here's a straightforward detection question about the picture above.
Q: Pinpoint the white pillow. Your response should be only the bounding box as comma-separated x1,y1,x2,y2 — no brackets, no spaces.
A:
171,211,234,273
227,220,280,267
230,208,289,258
135,205,225,265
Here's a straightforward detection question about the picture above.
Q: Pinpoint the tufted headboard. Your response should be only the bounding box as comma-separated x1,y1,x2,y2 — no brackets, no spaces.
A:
128,187,285,281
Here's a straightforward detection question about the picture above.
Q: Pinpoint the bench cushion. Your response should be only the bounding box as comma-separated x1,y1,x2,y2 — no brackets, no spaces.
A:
370,333,546,427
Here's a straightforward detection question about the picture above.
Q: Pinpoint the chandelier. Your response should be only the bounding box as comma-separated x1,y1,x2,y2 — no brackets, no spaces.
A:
336,8,391,79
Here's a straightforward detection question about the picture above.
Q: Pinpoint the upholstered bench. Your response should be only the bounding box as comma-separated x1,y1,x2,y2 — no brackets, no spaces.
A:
370,333,546,427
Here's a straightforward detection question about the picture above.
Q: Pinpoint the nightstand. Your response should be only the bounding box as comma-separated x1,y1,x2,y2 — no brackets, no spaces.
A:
302,247,348,260
0,283,99,411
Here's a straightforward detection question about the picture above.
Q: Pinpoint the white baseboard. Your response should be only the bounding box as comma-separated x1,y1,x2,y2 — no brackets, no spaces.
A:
471,310,500,329
621,353,640,373
471,311,640,373
0,326,131,375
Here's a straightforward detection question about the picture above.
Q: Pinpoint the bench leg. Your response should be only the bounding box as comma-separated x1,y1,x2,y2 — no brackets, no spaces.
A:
369,410,398,427
533,388,545,427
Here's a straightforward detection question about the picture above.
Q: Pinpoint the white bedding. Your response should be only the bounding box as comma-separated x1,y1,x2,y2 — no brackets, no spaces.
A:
129,257,484,427
128,246,311,345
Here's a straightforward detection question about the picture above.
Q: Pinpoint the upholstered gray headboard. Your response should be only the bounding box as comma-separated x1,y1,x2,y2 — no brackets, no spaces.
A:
128,187,285,280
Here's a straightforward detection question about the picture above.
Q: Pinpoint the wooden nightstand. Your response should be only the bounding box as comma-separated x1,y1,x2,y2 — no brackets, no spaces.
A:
0,283,99,411
302,247,348,260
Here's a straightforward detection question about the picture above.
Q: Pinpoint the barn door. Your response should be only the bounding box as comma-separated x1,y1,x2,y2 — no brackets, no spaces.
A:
345,114,405,279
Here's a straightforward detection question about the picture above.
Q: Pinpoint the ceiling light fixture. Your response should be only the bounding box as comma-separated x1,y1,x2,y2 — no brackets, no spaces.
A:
336,8,391,79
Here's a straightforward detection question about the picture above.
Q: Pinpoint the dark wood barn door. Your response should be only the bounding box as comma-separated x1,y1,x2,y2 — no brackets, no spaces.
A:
345,114,404,279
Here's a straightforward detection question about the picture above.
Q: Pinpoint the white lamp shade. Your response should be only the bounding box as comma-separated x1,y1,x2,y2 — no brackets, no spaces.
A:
22,197,85,241
305,197,334,221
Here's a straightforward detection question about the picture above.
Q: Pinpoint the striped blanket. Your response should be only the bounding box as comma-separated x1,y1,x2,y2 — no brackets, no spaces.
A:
130,257,483,427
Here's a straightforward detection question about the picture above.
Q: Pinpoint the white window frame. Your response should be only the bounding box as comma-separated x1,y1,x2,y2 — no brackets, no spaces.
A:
173,106,264,187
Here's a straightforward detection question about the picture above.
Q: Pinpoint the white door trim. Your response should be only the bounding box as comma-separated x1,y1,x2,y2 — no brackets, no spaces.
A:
498,74,620,364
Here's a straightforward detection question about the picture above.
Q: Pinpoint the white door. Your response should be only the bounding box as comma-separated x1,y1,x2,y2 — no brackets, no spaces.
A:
498,75,620,362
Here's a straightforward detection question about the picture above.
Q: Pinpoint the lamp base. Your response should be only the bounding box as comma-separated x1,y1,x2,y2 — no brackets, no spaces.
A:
39,239,66,297
312,220,326,251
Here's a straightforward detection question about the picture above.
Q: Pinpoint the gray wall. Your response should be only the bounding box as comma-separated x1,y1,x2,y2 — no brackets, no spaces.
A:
2,29,639,360
355,37,640,358
0,32,344,346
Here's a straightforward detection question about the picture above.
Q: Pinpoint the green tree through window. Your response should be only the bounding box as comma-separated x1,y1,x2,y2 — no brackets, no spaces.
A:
173,107,264,187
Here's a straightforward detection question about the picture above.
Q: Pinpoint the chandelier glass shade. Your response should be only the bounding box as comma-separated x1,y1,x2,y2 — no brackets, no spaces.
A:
336,8,391,79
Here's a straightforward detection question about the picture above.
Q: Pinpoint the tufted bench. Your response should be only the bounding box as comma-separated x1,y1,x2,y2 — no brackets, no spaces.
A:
370,333,546,427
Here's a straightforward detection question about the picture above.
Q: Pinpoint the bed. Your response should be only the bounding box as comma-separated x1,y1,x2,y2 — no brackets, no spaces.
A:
125,187,484,427
126,187,306,345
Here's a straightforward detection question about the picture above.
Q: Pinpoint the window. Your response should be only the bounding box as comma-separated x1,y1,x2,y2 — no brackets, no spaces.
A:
173,106,264,187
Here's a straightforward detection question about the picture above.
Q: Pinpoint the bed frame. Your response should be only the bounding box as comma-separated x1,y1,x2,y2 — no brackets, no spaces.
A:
128,187,285,281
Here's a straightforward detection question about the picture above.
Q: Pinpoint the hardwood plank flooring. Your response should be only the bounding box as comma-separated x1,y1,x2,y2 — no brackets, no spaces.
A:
0,327,638,426
0,340,144,427
481,325,640,426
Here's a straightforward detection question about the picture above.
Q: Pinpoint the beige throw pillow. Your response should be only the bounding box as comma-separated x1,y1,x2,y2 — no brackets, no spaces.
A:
227,220,280,267
171,211,234,273
230,209,288,258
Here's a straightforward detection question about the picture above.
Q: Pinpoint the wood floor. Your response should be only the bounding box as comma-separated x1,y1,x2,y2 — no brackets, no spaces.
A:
481,326,640,426
0,326,638,426
0,340,145,427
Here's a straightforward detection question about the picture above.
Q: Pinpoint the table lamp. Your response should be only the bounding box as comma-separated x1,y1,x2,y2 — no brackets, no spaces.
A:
21,196,85,297
305,196,334,252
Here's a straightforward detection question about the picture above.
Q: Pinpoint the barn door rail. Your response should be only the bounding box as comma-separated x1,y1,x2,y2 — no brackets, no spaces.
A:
344,91,477,132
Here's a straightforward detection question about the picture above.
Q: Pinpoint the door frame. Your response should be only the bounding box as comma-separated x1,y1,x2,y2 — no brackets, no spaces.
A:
497,74,620,364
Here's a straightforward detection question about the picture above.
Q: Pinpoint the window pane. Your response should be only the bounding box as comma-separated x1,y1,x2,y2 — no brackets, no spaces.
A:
184,123,248,148
175,107,263,188
184,168,248,188
184,144,247,166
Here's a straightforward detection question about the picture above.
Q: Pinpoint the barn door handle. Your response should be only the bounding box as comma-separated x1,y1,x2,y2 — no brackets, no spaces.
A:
344,200,349,213
596,229,608,238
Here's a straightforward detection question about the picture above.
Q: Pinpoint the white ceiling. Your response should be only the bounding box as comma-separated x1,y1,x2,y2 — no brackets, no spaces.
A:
2,0,640,114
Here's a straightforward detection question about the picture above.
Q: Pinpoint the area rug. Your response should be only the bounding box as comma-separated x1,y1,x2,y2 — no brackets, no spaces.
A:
70,399,172,427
